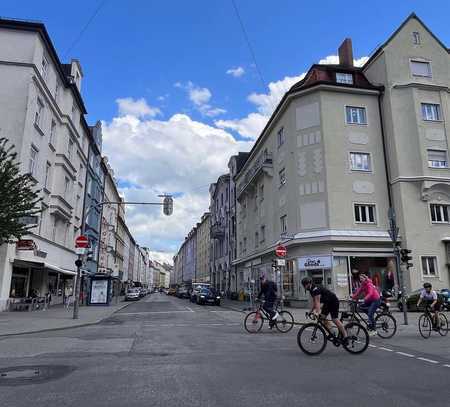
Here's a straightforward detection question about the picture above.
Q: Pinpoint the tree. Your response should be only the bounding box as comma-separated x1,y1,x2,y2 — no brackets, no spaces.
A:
0,137,42,245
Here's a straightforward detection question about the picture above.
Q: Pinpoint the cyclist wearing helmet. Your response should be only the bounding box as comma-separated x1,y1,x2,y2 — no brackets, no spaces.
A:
301,277,347,341
417,283,439,328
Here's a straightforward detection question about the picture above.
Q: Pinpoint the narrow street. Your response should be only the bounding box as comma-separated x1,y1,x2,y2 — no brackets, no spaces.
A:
0,294,449,406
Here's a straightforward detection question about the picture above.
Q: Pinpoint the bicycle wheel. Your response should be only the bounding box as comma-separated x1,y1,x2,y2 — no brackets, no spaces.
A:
297,323,327,355
438,313,448,337
375,313,397,339
275,311,294,333
244,311,264,333
343,322,369,354
418,314,432,339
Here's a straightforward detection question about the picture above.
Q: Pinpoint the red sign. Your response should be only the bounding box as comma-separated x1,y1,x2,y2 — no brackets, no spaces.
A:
75,235,89,248
16,239,35,250
275,245,287,258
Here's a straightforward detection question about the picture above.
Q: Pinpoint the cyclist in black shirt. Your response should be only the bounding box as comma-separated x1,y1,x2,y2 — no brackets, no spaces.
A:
301,277,347,340
257,275,278,327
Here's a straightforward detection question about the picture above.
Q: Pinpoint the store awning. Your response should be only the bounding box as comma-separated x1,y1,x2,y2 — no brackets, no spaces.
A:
44,263,76,276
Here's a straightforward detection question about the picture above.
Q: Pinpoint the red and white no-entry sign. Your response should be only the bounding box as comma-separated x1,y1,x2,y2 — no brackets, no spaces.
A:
75,235,89,248
275,245,287,258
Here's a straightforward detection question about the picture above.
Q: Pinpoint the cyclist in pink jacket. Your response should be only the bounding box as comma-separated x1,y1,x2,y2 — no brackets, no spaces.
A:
352,274,381,334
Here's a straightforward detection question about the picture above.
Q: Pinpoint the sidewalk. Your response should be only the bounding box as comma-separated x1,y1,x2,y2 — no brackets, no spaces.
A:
0,298,131,337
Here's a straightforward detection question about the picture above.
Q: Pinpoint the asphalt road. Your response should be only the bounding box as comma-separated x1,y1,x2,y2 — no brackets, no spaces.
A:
0,293,449,407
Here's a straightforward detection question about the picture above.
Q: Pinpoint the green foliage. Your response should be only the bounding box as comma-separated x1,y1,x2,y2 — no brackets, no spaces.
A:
0,137,42,244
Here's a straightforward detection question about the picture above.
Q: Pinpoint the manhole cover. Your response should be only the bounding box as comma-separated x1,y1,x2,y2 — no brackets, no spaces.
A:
0,365,75,386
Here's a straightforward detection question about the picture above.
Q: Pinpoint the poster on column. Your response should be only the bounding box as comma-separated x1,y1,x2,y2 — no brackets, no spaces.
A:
90,279,108,304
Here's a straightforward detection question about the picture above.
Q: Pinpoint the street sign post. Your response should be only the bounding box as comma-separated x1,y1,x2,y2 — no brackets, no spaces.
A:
275,245,287,257
276,259,286,266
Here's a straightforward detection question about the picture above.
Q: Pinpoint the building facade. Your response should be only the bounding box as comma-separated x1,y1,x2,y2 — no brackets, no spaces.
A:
0,19,91,310
195,212,211,282
233,14,450,304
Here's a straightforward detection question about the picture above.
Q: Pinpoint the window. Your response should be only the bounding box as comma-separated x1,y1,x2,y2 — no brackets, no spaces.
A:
280,215,287,233
354,204,376,224
259,184,264,202
279,168,286,187
427,149,448,168
68,138,74,159
64,177,70,199
277,127,285,148
44,162,51,189
411,60,432,77
421,256,437,277
421,103,441,121
255,232,259,248
350,152,371,171
430,204,449,223
346,106,367,125
75,195,81,217
336,73,353,84
28,146,38,176
41,56,48,79
35,98,44,127
413,31,421,45
260,225,265,242
49,120,56,146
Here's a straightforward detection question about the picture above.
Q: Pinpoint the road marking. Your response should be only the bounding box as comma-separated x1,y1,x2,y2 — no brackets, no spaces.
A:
417,357,439,364
119,310,194,315
185,307,194,312
368,344,377,348
396,352,415,358
443,364,450,368
378,347,394,352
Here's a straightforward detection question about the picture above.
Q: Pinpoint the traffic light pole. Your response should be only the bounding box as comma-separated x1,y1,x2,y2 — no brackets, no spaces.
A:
73,256,83,319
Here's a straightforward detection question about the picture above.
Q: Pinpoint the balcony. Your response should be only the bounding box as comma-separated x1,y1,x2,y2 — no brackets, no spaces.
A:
236,151,273,198
210,222,225,239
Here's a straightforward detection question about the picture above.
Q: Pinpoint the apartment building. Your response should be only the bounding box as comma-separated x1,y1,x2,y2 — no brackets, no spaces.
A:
195,212,211,282
234,14,449,303
0,19,91,310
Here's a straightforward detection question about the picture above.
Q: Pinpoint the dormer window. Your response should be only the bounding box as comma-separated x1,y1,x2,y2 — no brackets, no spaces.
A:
336,72,353,84
413,31,421,45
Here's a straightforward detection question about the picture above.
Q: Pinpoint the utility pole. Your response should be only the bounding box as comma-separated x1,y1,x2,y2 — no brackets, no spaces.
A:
388,208,408,325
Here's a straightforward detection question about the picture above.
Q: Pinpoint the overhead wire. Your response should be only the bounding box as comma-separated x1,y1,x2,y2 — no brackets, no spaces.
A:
230,0,266,91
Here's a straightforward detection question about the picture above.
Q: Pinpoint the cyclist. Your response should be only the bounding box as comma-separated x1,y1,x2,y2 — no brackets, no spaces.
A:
301,277,347,341
351,273,381,335
257,275,278,327
417,282,439,329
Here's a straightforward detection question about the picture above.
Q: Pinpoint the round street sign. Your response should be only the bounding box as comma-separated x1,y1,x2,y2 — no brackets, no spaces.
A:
275,245,287,258
75,235,89,248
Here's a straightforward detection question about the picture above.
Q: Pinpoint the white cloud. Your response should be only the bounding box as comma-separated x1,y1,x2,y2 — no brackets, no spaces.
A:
215,112,267,140
116,97,161,118
149,251,174,266
176,81,226,117
318,54,369,67
226,66,245,77
102,108,251,255
188,85,212,106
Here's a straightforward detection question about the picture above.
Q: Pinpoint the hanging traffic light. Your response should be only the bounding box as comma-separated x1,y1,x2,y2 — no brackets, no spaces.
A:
400,249,413,269
163,196,173,216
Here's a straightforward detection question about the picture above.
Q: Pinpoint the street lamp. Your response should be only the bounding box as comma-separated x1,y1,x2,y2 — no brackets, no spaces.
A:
72,194,174,319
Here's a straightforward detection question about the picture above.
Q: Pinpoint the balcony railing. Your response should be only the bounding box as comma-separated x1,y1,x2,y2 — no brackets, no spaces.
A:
237,151,273,197
210,222,225,239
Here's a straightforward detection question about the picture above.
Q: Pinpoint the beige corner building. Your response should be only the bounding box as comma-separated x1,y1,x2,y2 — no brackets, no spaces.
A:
233,14,450,304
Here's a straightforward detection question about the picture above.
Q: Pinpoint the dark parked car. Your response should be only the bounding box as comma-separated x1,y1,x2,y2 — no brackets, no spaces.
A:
190,283,211,303
176,286,190,299
398,289,446,312
196,288,221,306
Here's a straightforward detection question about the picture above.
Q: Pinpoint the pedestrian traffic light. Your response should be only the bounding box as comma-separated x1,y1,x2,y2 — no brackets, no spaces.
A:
400,249,413,269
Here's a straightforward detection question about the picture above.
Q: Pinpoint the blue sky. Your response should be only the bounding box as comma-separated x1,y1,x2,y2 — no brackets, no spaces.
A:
3,1,450,262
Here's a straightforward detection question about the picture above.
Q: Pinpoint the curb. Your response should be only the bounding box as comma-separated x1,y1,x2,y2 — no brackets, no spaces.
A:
0,301,133,338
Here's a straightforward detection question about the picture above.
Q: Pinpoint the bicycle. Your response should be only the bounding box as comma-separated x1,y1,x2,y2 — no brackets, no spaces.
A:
243,300,294,333
297,312,369,355
418,305,448,339
340,300,397,339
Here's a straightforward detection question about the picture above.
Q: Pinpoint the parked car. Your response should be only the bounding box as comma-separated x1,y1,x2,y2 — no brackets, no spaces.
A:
398,289,446,312
167,287,177,296
190,283,211,303
125,288,140,301
196,288,221,306
176,286,190,299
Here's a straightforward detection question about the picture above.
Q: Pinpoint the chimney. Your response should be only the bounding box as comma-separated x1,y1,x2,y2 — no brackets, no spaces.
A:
338,38,353,67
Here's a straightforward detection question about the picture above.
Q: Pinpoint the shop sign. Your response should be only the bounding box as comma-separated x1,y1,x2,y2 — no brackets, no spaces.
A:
298,255,332,270
336,273,349,288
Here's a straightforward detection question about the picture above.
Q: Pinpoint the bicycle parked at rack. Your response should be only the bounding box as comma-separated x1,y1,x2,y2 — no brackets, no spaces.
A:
297,312,369,355
340,299,397,339
243,300,294,333
418,305,448,339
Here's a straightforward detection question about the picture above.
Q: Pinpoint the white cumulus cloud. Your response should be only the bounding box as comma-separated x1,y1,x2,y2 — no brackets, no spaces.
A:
116,97,162,118
226,66,245,77
176,81,226,117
